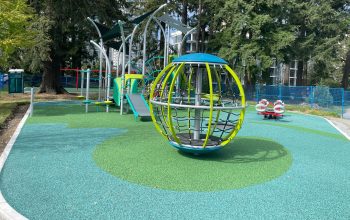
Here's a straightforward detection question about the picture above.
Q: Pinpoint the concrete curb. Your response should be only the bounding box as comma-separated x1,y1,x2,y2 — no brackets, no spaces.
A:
324,118,350,141
0,108,30,220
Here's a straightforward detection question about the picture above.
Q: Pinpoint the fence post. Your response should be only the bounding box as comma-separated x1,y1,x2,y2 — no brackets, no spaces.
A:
278,84,282,100
30,87,34,117
309,86,314,108
341,88,344,118
0,74,3,90
80,70,84,97
76,68,79,91
85,69,91,113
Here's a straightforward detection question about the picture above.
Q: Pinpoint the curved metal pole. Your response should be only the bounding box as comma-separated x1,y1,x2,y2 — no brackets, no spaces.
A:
179,27,197,56
142,3,167,75
166,24,170,64
90,40,111,112
87,17,104,101
175,28,196,96
128,24,140,75
153,17,167,68
116,35,131,78
85,68,91,113
118,20,126,115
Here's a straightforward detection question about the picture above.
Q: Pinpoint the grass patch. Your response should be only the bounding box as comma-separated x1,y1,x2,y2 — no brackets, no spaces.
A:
286,105,340,118
0,101,29,127
0,90,32,127
0,88,79,128
247,100,340,118
0,103,17,126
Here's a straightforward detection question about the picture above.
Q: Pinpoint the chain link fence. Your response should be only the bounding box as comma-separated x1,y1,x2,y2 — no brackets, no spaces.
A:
4,72,350,119
0,74,4,91
245,84,349,119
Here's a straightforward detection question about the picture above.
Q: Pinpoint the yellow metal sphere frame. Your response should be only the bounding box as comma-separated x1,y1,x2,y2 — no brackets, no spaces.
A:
149,53,246,154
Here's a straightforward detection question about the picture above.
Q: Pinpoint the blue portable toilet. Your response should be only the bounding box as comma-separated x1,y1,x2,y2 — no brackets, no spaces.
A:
8,69,24,93
0,73,3,90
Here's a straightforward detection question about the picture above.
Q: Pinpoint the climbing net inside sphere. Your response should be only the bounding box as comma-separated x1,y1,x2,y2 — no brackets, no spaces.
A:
149,57,246,153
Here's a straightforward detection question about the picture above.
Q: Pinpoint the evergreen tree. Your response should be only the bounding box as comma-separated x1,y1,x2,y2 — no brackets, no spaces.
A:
0,0,36,69
27,0,128,93
209,1,287,84
208,0,350,86
290,0,350,86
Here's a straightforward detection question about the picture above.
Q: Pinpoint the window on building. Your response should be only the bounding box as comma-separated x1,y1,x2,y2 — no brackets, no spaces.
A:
289,60,298,86
270,58,278,85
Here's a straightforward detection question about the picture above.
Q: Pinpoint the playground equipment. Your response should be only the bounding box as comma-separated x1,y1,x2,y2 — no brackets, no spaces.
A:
255,99,285,119
113,74,151,120
87,17,104,101
149,53,246,154
87,4,201,119
89,40,112,112
77,68,113,113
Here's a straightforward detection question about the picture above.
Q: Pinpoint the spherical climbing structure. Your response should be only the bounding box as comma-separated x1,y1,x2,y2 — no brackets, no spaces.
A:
149,53,246,154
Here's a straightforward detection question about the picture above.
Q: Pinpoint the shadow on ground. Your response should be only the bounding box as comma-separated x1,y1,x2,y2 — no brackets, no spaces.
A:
179,137,288,164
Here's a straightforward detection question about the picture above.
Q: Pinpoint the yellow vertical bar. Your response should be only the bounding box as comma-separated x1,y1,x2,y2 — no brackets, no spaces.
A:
210,66,222,136
167,62,185,144
187,67,194,135
159,65,177,126
220,65,246,146
203,63,214,148
149,63,175,139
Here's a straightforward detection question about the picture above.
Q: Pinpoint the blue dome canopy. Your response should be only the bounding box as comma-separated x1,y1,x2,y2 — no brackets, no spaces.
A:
173,53,228,64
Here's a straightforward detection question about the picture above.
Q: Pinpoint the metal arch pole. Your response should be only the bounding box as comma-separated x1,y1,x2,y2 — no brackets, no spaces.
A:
179,27,196,56
153,18,167,69
87,17,104,101
85,68,91,113
118,20,126,115
80,70,84,97
30,87,34,117
104,57,109,101
166,24,170,64
194,64,202,140
116,44,122,78
116,35,131,78
175,28,196,96
90,40,111,112
142,3,167,75
106,54,111,113
128,25,140,75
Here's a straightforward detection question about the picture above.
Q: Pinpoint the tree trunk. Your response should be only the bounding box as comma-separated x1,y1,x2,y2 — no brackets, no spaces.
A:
39,55,64,94
244,66,252,86
342,50,350,89
181,0,188,54
196,0,202,53
201,26,206,52
38,7,65,94
297,60,303,86
158,0,167,61
71,32,82,69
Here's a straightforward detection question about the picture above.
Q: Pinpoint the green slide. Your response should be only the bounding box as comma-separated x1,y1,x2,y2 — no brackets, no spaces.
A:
113,77,140,107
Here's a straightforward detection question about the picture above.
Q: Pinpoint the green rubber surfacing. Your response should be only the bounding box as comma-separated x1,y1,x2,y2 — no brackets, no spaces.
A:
93,136,292,191
2,104,350,219
28,104,293,191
